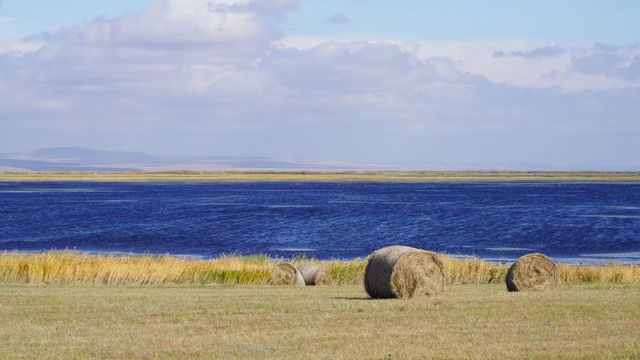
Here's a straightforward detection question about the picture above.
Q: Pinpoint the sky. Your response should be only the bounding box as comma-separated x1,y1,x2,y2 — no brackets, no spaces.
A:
1,0,639,169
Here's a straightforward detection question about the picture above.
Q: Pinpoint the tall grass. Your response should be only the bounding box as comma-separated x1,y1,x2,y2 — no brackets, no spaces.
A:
558,264,640,284
1,251,639,286
441,257,509,285
0,252,272,285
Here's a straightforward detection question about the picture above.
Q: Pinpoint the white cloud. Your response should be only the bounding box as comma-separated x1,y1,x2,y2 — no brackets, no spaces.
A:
34,0,287,57
280,36,640,92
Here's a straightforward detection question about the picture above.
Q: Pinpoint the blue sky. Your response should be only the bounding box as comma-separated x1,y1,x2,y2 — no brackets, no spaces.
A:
0,0,639,169
291,0,640,44
0,1,148,41
3,0,640,43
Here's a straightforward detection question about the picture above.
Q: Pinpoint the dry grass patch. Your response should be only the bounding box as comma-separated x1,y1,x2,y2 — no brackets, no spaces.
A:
0,284,638,359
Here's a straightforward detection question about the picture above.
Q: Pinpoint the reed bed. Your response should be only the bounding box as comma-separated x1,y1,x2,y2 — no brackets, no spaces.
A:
0,251,639,286
441,256,509,285
558,263,640,284
0,252,272,285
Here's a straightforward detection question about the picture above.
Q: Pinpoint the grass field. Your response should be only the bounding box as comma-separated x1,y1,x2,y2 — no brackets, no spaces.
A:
0,283,638,359
0,254,639,358
1,170,640,183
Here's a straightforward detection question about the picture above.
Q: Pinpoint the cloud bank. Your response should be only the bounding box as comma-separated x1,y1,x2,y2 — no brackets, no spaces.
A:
0,0,638,169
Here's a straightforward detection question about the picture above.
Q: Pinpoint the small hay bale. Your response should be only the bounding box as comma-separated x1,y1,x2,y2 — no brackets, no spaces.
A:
270,263,306,286
364,245,444,299
296,265,332,286
506,253,559,292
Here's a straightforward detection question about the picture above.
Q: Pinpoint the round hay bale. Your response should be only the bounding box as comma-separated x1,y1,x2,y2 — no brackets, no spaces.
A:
506,253,559,292
270,263,306,286
296,265,333,286
364,245,444,299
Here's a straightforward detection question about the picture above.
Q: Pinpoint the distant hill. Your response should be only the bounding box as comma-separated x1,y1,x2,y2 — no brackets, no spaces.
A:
31,147,158,165
2,147,635,172
0,147,380,172
0,158,138,172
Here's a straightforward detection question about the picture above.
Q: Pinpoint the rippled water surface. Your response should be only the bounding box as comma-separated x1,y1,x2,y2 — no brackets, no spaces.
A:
1,182,639,263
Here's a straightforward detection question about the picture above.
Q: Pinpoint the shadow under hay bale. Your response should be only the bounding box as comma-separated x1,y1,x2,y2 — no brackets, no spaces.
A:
506,253,559,292
270,263,306,286
296,265,332,286
364,245,444,299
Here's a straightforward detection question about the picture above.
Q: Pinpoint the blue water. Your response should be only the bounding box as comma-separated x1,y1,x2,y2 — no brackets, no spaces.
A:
1,182,640,263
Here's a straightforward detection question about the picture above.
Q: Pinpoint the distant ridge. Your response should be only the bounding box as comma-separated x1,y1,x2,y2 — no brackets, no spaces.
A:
32,147,157,164
0,147,384,172
0,158,139,172
1,148,637,172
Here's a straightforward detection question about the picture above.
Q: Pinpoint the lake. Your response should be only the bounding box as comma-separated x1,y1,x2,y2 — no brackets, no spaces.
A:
1,181,639,264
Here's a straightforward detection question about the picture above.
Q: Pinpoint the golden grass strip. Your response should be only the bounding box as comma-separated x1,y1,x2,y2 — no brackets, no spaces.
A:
0,251,639,286
1,171,640,183
558,263,640,284
0,252,272,285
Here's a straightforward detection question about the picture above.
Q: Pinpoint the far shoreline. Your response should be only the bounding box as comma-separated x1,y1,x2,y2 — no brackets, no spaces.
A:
1,170,640,183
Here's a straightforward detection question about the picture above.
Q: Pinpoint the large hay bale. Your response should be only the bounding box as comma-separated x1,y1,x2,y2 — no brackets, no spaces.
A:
270,263,306,286
364,245,444,299
506,253,559,292
296,265,332,286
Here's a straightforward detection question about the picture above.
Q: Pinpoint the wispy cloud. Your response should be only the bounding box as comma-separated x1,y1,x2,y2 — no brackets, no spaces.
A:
325,13,350,25
570,44,640,81
493,46,564,59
